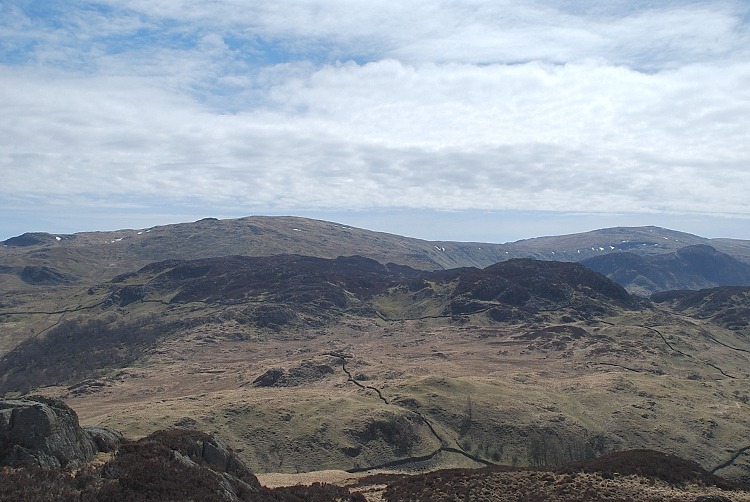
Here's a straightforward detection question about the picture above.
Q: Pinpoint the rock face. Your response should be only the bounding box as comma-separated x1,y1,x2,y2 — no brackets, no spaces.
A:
0,427,363,502
144,429,255,482
84,425,124,453
0,403,360,502
99,429,266,501
0,396,102,468
20,265,75,285
251,362,335,387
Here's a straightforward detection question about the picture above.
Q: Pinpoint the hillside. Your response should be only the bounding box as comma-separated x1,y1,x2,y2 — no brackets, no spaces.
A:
2,217,749,294
583,244,750,296
0,256,638,395
2,215,750,496
1,251,749,485
0,216,511,288
514,225,750,262
651,286,750,331
2,397,747,501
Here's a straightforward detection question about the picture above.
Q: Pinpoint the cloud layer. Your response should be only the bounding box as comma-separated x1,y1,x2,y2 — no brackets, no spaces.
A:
1,1,749,239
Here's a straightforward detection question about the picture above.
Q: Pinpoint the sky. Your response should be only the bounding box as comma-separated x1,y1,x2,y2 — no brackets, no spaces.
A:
1,0,749,243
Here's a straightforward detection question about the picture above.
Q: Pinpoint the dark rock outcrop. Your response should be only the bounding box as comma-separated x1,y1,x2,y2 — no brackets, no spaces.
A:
449,258,638,319
112,284,148,306
252,304,298,330
252,368,285,387
584,245,750,295
0,424,364,501
125,254,421,307
84,425,124,453
0,396,97,469
252,362,335,387
100,428,263,500
20,265,76,285
651,286,750,330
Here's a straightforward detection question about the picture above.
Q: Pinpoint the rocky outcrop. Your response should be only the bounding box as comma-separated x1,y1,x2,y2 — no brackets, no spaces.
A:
0,396,119,469
84,425,124,453
251,361,335,387
99,429,265,501
251,368,285,387
149,429,253,481
20,265,76,285
449,258,638,319
0,424,364,501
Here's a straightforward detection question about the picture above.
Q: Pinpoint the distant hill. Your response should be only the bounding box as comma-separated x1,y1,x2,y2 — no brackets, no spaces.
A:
512,225,750,263
0,217,514,287
582,244,750,296
651,285,750,331
2,216,749,293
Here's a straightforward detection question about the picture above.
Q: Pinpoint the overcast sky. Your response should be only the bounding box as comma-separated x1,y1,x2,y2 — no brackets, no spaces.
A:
1,1,749,243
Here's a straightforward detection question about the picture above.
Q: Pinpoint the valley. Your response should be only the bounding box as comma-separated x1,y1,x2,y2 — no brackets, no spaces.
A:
1,216,750,499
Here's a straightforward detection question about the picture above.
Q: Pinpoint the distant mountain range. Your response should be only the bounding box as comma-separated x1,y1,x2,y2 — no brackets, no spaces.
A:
2,216,749,295
582,244,750,296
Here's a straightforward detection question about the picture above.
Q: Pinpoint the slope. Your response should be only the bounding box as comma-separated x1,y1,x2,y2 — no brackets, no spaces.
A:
1,254,750,483
3,217,749,293
583,245,750,295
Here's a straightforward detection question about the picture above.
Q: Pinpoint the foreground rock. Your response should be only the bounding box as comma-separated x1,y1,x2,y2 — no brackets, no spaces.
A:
0,396,106,469
96,429,269,501
1,406,748,502
0,428,363,501
0,397,364,501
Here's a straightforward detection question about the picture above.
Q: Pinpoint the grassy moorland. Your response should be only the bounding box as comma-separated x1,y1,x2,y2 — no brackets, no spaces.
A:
1,251,748,491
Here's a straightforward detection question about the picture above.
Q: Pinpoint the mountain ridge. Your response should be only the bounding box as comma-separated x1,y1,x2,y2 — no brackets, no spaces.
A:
2,216,749,295
583,244,750,296
2,243,749,482
0,255,639,395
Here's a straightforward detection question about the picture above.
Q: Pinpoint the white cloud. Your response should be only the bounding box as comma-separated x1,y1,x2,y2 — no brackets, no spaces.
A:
3,57,750,210
1,1,749,239
87,1,749,67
